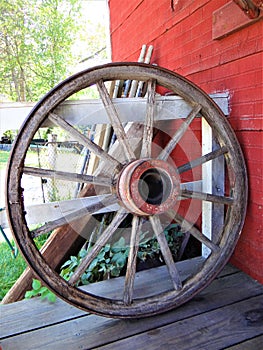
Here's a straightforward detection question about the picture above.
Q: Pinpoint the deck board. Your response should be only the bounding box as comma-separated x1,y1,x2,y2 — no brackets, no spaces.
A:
0,264,262,350
96,296,263,350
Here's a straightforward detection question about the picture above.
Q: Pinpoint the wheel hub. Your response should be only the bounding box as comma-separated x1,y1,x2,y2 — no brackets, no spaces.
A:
117,159,180,215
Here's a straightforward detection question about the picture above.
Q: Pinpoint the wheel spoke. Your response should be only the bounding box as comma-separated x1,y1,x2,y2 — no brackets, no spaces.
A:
69,207,128,285
123,215,142,305
158,104,202,161
48,113,121,168
25,195,119,226
96,79,135,161
23,167,112,187
180,189,234,205
140,79,156,158
30,194,118,237
149,215,182,290
178,146,228,174
171,212,220,253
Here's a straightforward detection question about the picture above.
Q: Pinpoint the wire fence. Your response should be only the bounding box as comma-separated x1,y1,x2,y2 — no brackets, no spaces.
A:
25,139,87,204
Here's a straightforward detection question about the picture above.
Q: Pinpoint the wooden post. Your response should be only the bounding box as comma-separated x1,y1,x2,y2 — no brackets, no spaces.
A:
202,118,225,257
47,133,57,202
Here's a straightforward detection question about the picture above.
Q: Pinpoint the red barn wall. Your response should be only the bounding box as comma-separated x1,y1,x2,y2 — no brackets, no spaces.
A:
108,0,263,283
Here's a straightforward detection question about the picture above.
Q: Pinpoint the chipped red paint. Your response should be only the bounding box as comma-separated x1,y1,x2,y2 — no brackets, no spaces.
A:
117,159,180,215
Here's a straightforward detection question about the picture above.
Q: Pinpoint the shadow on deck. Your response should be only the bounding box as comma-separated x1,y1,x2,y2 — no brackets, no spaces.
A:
0,264,262,350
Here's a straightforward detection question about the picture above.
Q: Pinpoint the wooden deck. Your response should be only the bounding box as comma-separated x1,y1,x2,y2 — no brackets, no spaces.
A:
1,263,263,350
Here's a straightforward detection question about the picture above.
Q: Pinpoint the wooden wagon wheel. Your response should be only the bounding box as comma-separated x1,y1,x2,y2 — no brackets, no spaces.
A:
6,63,247,318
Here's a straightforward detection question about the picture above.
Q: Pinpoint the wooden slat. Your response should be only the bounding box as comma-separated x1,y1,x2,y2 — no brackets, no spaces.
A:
0,297,87,338
69,208,128,285
0,259,235,337
180,189,233,205
23,167,112,186
0,268,262,349
123,215,141,305
226,335,263,350
0,94,229,132
96,79,135,161
172,213,220,253
0,180,202,228
45,94,229,127
24,195,118,226
177,147,228,174
96,295,263,350
149,215,182,290
48,113,121,167
31,194,118,237
81,256,204,299
201,118,225,257
158,104,202,160
140,79,156,158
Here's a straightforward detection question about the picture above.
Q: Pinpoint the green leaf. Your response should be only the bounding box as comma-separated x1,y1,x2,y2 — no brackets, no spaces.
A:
40,289,49,299
110,266,121,277
61,260,71,269
32,279,42,291
104,244,111,253
25,290,36,299
89,258,98,271
47,292,56,303
38,286,48,294
79,249,87,259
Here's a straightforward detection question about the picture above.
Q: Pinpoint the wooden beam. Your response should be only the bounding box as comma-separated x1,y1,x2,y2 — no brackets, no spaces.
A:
0,94,229,133
212,1,263,40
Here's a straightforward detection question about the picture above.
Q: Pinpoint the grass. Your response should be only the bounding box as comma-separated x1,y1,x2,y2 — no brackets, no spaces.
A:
0,240,27,300
0,150,10,170
0,149,40,170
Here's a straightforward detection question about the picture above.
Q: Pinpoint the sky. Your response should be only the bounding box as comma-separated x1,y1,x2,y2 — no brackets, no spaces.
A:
75,0,111,71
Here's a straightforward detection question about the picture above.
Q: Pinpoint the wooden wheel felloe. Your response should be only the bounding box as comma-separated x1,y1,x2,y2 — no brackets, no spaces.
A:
6,63,247,318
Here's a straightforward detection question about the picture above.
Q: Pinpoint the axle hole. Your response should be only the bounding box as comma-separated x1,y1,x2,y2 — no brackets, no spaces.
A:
138,169,172,205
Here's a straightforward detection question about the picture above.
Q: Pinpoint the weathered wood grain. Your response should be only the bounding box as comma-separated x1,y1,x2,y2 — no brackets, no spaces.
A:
123,215,141,305
96,79,135,161
226,335,263,349
149,215,182,291
2,123,144,304
140,79,156,158
5,63,247,317
0,266,262,350
95,295,263,350
48,112,121,167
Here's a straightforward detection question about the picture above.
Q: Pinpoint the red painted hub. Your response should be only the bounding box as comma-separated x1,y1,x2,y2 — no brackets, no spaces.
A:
117,159,180,215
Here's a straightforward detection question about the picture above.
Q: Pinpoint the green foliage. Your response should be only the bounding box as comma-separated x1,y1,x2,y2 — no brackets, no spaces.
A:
25,278,56,303
0,228,51,301
4,0,81,101
0,150,10,170
61,237,129,285
0,241,27,300
3,130,16,142
0,0,107,102
60,224,183,286
138,224,183,263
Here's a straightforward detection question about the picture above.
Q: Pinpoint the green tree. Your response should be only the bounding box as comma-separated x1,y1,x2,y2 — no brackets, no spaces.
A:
0,0,82,102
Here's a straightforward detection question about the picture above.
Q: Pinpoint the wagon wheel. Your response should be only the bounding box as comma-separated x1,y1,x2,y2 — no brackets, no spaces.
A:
6,63,247,318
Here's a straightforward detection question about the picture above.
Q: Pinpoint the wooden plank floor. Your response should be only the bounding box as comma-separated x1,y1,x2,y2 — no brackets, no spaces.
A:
1,264,263,350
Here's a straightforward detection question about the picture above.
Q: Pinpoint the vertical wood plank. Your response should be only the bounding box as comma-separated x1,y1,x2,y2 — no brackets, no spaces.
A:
202,118,225,257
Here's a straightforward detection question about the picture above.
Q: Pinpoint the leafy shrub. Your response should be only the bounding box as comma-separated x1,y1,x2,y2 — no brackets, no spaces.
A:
25,279,56,303
60,224,183,286
61,237,129,285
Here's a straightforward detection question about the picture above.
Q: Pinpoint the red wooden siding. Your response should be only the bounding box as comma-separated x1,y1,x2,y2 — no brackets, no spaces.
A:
108,0,263,283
